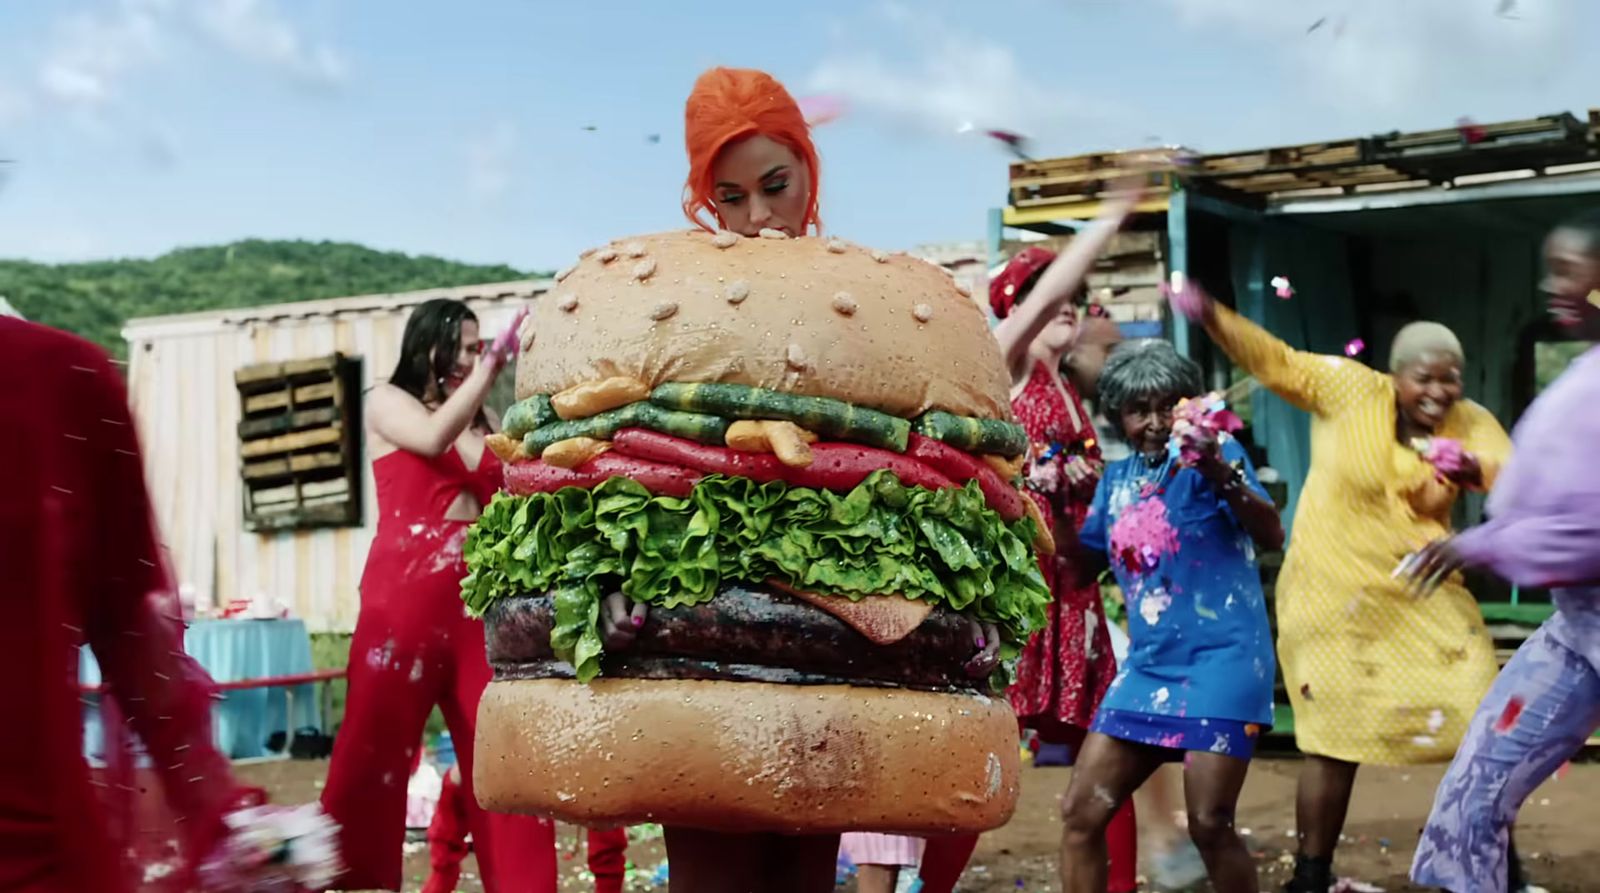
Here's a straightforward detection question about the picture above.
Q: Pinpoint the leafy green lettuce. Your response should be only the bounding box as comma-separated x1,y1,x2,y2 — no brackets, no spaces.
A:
462,471,1050,686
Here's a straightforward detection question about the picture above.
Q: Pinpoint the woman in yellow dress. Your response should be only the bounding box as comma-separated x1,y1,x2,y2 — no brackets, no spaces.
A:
1166,280,1512,893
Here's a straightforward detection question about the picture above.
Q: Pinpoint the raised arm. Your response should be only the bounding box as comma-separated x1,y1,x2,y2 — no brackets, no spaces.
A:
1169,282,1374,417
994,188,1141,379
369,315,520,456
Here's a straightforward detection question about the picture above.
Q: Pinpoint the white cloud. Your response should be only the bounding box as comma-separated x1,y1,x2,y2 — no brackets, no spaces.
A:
466,121,518,203
806,3,1126,148
192,0,346,89
1160,0,1574,110
5,0,346,156
36,0,167,111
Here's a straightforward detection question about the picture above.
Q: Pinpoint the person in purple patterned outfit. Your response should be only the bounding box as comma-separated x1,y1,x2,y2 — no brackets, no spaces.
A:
1405,207,1600,893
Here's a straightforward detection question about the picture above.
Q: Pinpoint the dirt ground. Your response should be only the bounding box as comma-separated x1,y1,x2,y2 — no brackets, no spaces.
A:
239,755,1599,892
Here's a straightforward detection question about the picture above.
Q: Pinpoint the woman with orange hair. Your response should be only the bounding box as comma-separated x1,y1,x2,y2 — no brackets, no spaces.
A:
680,66,822,239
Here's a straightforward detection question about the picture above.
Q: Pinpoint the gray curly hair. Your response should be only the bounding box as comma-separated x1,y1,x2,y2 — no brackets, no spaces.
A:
1097,339,1204,441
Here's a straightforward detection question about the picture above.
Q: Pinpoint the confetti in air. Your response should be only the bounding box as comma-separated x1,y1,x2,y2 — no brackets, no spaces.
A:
1271,276,1295,299
1494,696,1525,733
646,134,661,144
797,95,847,127
985,129,1033,161
1306,16,1328,33
1344,338,1366,357
1168,392,1243,465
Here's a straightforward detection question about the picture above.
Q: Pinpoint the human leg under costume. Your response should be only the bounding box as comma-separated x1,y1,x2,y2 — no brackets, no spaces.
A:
322,540,557,893
424,765,629,893
919,723,1138,893
1412,620,1600,893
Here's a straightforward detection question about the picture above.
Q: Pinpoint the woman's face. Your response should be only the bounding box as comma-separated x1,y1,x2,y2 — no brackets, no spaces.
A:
711,135,812,237
438,318,481,396
1037,304,1081,354
1119,392,1180,458
1542,227,1600,338
1392,353,1463,434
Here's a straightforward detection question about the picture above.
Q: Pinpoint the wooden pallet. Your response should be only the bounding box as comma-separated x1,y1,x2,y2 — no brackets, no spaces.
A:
235,354,362,531
1009,110,1600,214
1008,149,1185,210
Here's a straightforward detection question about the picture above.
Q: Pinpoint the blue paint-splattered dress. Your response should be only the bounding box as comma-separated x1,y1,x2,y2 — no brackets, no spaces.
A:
1078,436,1276,758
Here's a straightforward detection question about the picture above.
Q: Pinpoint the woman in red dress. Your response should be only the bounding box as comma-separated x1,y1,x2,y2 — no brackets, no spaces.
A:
921,191,1143,893
0,317,258,892
320,298,627,892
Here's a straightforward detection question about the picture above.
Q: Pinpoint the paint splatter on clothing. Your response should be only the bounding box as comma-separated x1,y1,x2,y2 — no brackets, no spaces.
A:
1080,436,1276,726
1092,709,1262,760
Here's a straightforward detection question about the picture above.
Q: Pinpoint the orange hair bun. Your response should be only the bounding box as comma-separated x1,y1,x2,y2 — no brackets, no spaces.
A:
682,67,821,234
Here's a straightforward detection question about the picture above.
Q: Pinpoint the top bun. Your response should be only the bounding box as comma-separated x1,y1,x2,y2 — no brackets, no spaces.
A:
518,230,1014,422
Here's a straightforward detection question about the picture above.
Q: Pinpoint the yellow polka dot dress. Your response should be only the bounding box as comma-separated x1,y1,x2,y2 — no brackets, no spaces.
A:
1207,306,1510,765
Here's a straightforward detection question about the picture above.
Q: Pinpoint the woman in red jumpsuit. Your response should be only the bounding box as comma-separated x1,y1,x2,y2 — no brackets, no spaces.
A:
320,298,626,892
920,193,1143,893
0,317,252,892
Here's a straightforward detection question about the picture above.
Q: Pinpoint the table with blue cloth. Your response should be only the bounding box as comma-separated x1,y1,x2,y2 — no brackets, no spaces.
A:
80,618,323,761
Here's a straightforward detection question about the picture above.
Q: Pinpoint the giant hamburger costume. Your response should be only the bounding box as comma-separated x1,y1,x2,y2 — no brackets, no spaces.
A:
462,228,1053,834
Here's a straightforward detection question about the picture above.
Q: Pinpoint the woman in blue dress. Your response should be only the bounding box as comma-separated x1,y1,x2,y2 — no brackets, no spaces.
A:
1056,339,1283,893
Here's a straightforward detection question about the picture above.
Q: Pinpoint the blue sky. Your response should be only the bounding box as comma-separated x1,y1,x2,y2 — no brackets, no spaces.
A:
0,0,1594,271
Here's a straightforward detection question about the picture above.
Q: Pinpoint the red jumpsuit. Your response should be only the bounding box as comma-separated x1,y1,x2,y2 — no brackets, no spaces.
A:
321,441,558,891
0,319,247,892
920,362,1137,893
422,760,630,893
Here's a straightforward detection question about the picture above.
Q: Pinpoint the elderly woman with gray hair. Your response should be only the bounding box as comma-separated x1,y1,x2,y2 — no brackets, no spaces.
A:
1166,284,1515,893
1057,338,1283,893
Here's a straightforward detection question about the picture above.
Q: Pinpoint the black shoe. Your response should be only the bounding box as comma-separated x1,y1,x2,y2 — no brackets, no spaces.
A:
1283,854,1333,893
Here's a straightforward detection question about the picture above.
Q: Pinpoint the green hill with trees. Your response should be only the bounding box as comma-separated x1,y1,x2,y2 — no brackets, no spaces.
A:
0,239,540,358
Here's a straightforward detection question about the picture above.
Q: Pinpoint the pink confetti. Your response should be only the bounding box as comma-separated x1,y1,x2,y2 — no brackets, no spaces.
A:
1412,437,1467,483
985,129,1033,160
1494,696,1525,734
1168,391,1243,465
1271,275,1294,299
1344,338,1366,357
1162,272,1207,322
1110,499,1181,574
797,95,847,127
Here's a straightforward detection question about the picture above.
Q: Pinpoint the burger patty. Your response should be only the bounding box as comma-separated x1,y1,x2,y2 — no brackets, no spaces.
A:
484,584,990,693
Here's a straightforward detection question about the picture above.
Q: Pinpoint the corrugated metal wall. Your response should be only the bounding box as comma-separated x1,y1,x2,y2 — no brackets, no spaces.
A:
124,290,538,633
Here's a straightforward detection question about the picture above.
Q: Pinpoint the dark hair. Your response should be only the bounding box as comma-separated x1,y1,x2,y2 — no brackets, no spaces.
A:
1557,206,1600,255
1097,339,1203,442
388,299,486,427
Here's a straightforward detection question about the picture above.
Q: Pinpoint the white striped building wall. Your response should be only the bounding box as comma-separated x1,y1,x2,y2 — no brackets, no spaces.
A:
122,281,547,633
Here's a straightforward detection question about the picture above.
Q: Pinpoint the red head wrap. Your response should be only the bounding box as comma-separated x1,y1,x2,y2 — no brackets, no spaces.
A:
682,67,822,234
988,246,1058,319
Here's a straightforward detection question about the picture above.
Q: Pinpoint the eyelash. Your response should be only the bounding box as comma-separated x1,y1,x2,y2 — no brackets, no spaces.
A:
719,180,788,206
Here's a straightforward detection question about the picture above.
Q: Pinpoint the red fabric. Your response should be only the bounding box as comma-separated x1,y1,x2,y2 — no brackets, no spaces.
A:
1007,363,1117,732
988,246,1057,320
423,766,628,893
321,442,557,892
0,319,246,892
586,827,629,893
917,802,1137,893
919,730,1138,893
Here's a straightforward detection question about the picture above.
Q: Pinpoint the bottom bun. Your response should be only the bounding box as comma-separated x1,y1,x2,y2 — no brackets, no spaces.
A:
474,677,1021,834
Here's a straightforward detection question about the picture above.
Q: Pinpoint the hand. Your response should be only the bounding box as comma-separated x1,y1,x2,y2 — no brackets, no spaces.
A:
1161,274,1215,325
1186,429,1230,481
1103,173,1149,212
964,619,1002,679
1399,538,1465,598
1062,455,1099,490
600,592,648,650
1440,451,1483,487
485,305,531,371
